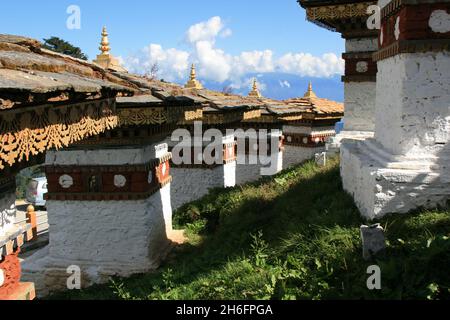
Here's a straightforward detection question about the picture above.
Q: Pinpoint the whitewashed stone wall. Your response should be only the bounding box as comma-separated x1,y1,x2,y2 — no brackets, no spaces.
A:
0,191,16,237
235,130,283,184
21,186,172,296
344,82,376,132
171,163,236,210
375,52,450,157
332,37,377,143
341,140,450,220
341,48,450,219
236,155,264,185
283,145,324,168
236,152,283,185
21,144,174,297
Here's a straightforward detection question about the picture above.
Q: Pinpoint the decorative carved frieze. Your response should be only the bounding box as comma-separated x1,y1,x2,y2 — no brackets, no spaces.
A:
306,2,375,21
72,123,178,147
45,153,172,201
203,109,261,125
183,109,204,122
118,108,167,126
0,98,117,170
117,105,203,127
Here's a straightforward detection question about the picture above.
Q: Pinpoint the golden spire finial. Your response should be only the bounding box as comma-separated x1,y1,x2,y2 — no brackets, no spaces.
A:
252,78,258,91
185,63,203,89
99,26,110,55
304,81,317,99
93,26,128,72
248,77,262,98
190,63,197,81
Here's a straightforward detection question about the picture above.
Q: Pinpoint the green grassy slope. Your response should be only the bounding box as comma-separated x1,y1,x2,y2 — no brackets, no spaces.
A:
49,157,450,300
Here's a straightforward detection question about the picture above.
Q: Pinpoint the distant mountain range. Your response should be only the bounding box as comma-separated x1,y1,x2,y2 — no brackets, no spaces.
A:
199,73,344,102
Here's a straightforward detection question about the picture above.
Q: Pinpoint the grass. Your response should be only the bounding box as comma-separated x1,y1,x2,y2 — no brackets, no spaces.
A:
48,157,450,300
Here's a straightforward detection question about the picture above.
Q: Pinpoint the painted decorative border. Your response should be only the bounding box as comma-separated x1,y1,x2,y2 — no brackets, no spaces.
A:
284,132,335,148
376,3,450,60
381,0,450,20
45,153,172,201
343,52,378,80
374,39,450,61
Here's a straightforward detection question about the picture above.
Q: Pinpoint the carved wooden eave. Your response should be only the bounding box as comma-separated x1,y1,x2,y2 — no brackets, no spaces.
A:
0,35,136,171
0,98,118,170
298,0,378,38
201,107,262,126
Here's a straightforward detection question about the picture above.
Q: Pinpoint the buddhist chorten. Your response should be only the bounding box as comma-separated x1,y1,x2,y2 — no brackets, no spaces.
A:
248,78,262,98
184,64,203,90
303,82,317,99
93,27,127,73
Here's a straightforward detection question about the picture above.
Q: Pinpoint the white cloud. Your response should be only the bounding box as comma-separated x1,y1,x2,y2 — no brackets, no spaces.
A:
186,16,225,44
122,16,344,84
124,44,189,81
195,41,231,82
277,52,343,78
233,50,275,75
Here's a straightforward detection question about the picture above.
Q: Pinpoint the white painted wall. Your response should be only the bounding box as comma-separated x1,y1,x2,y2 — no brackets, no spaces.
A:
171,163,236,210
283,145,324,168
22,144,174,296
375,52,450,157
341,48,450,219
341,140,450,220
236,152,283,185
48,187,171,265
21,184,173,296
344,82,377,132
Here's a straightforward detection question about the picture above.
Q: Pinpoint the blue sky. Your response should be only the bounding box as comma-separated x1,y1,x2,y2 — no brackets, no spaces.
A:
0,0,345,94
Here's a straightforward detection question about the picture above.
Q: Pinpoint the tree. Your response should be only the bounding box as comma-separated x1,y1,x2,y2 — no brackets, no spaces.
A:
42,37,88,60
144,63,159,80
222,85,234,95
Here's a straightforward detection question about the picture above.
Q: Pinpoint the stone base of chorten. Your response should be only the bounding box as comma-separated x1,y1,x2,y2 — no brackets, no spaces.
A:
283,145,325,168
170,163,236,210
326,130,374,155
21,185,174,298
341,139,450,220
236,153,283,185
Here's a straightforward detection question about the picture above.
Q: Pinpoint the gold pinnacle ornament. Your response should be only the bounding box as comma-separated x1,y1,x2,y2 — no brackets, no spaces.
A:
303,81,317,99
99,26,110,55
93,26,127,73
185,64,203,89
248,78,262,98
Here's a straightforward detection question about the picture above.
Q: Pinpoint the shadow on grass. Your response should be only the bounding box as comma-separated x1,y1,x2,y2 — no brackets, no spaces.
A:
47,158,450,300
